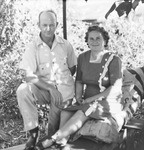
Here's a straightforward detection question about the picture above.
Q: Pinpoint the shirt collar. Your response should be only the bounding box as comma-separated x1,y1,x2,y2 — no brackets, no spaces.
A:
36,33,64,47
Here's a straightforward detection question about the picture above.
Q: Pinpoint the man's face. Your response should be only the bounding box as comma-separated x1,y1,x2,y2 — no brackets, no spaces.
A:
39,12,57,38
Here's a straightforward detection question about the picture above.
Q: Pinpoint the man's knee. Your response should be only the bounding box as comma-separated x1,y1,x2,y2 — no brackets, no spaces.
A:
16,83,30,99
17,82,28,93
16,83,35,105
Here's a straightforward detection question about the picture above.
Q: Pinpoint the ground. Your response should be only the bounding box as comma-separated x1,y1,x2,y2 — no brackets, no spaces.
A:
0,118,26,149
0,117,49,149
0,104,49,149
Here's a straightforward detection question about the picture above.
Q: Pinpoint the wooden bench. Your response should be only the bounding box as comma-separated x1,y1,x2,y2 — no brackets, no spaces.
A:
1,118,144,150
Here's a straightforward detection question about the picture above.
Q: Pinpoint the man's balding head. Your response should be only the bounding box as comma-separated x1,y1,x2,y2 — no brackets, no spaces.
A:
39,9,57,23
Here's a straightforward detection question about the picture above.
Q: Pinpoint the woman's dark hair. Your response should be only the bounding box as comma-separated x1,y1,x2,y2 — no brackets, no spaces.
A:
85,25,110,47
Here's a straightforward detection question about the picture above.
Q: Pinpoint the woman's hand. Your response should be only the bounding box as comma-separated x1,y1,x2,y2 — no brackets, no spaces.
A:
84,96,105,104
83,97,95,104
76,98,84,105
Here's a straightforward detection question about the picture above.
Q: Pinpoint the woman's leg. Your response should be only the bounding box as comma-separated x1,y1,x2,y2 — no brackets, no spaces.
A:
59,110,74,128
35,110,88,150
52,110,89,141
57,110,75,146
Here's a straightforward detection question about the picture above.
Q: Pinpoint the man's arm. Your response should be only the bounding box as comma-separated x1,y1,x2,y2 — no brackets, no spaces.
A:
105,2,116,19
69,65,76,76
24,70,56,91
23,70,62,105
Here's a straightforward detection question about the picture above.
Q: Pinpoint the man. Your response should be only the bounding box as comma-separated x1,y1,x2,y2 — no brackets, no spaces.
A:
16,9,77,150
105,0,133,19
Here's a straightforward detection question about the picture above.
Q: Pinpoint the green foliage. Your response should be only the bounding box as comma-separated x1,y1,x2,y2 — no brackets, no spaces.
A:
105,18,144,68
0,0,24,121
0,0,144,121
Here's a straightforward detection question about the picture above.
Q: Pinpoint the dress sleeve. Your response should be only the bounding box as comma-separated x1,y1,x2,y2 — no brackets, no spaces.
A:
76,54,83,81
108,55,122,85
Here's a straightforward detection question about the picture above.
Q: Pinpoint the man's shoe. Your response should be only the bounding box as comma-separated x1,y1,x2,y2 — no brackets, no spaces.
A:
60,145,71,150
35,136,55,150
24,127,39,150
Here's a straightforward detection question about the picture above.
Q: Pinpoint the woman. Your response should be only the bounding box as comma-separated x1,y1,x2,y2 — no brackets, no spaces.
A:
35,25,125,150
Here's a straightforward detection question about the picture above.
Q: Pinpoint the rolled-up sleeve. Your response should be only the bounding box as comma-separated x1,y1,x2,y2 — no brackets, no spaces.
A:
19,43,37,73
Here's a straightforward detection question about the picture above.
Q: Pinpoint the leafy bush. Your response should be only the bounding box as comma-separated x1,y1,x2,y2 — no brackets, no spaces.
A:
0,0,24,121
105,18,144,68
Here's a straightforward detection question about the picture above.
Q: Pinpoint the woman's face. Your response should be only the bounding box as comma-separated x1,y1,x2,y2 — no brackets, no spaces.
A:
87,30,105,52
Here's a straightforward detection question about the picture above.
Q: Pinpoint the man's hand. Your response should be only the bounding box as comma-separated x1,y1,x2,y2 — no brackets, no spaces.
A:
49,87,63,106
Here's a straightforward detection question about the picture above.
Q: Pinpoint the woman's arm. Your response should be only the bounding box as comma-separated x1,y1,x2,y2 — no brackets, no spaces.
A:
75,80,84,104
84,78,122,104
83,86,113,104
75,54,84,104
